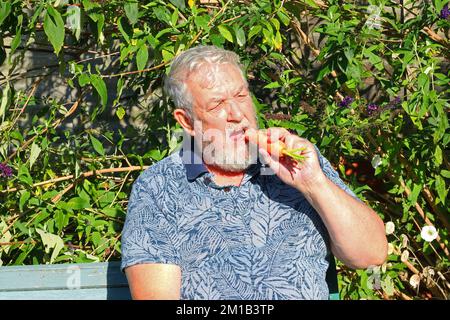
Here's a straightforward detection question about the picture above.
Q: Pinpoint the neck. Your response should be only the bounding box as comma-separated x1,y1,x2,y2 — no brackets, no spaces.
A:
204,164,245,187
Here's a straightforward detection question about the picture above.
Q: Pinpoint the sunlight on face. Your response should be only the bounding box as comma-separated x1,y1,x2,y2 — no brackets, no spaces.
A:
187,63,259,171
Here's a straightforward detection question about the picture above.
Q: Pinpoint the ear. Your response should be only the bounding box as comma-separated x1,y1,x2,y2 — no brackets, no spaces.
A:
173,109,195,136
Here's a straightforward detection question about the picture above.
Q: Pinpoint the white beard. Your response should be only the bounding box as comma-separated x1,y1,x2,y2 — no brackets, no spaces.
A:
198,129,258,172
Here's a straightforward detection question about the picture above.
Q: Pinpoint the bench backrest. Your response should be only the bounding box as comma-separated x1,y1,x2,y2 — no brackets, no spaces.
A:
0,261,339,300
0,261,130,300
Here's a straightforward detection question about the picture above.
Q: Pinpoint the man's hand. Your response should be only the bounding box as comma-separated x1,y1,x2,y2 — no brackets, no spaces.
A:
255,127,388,268
256,127,326,193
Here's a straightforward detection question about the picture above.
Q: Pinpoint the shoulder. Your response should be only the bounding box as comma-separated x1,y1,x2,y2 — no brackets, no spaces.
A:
128,153,186,213
131,152,186,196
135,151,185,185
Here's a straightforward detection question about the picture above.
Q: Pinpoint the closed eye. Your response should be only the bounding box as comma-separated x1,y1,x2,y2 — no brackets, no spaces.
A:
209,100,225,110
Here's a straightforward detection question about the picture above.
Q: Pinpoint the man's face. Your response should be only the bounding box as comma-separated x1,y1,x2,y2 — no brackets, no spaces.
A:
186,63,258,172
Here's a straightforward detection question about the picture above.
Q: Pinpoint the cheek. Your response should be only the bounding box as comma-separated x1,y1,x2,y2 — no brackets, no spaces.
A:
242,101,257,122
216,108,229,119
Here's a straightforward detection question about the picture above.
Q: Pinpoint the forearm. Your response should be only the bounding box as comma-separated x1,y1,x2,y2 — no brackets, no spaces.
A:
300,173,388,269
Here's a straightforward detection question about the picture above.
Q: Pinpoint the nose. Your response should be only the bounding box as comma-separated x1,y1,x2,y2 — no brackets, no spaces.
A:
226,100,244,123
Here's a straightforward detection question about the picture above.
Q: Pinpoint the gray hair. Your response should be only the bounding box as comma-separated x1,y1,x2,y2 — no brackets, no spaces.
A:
164,45,246,117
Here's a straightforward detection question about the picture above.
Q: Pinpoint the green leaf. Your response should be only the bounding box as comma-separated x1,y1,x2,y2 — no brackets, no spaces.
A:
29,142,42,169
0,83,10,120
89,134,105,156
276,10,290,26
235,27,246,47
116,107,126,120
153,7,171,24
136,44,148,71
218,25,233,43
66,5,81,40
78,73,90,87
248,25,262,40
11,27,22,53
264,82,281,89
101,207,126,218
408,183,421,206
145,149,166,161
273,30,282,50
441,170,450,178
364,50,384,71
54,210,69,232
19,190,30,212
434,145,442,166
210,33,225,47
169,0,185,10
91,231,101,247
124,1,138,25
435,176,447,205
66,197,91,210
161,48,174,63
302,0,320,9
36,228,64,264
194,15,210,31
43,5,65,55
18,165,33,186
90,74,107,108
117,17,132,43
0,1,11,27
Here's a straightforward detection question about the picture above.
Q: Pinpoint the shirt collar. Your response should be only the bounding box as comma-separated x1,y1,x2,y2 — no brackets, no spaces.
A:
179,146,208,182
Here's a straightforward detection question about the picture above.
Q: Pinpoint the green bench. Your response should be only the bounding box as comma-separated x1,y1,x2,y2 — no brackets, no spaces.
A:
0,260,340,300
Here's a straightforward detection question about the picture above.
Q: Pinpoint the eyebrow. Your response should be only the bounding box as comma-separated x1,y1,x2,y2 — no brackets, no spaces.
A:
206,85,250,106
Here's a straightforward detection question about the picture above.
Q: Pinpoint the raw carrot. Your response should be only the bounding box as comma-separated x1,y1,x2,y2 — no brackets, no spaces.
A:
244,129,306,162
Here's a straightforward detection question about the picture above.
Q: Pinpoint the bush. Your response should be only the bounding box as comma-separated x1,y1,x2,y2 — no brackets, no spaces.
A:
0,0,448,299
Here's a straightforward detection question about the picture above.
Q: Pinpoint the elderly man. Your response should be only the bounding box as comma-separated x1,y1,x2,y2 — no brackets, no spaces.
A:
121,45,387,300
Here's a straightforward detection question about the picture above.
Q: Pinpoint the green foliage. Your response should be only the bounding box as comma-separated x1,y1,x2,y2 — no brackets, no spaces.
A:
0,0,449,300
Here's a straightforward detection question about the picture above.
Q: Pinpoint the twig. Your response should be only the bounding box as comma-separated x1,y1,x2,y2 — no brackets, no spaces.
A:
0,240,36,246
189,0,232,47
221,14,243,25
394,289,413,300
399,178,450,257
6,95,83,161
8,78,42,130
108,171,131,208
101,61,168,78
422,27,449,48
76,51,120,64
365,132,450,258
290,16,344,101
1,165,149,193
397,153,450,232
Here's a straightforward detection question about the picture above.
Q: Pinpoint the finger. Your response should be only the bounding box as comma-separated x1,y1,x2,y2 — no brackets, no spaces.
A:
267,127,290,143
258,147,273,167
284,134,302,150
259,147,283,174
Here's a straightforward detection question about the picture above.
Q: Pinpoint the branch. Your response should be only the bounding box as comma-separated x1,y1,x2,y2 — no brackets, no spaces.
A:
6,95,83,161
1,165,149,194
290,16,344,101
399,178,450,257
101,61,168,78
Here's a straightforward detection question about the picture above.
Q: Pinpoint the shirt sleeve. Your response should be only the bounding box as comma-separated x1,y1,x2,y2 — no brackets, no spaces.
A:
120,174,180,272
314,145,362,202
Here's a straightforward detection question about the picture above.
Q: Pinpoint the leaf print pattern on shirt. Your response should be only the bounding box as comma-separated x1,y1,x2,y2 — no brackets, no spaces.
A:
121,147,360,299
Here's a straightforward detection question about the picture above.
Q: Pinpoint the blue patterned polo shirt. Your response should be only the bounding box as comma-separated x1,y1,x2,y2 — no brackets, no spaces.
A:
121,146,358,300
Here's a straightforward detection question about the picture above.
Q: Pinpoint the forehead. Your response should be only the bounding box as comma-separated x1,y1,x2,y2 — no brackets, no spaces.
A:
188,63,246,91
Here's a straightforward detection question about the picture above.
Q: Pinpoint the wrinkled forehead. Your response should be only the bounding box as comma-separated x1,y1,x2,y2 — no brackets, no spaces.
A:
188,62,246,89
